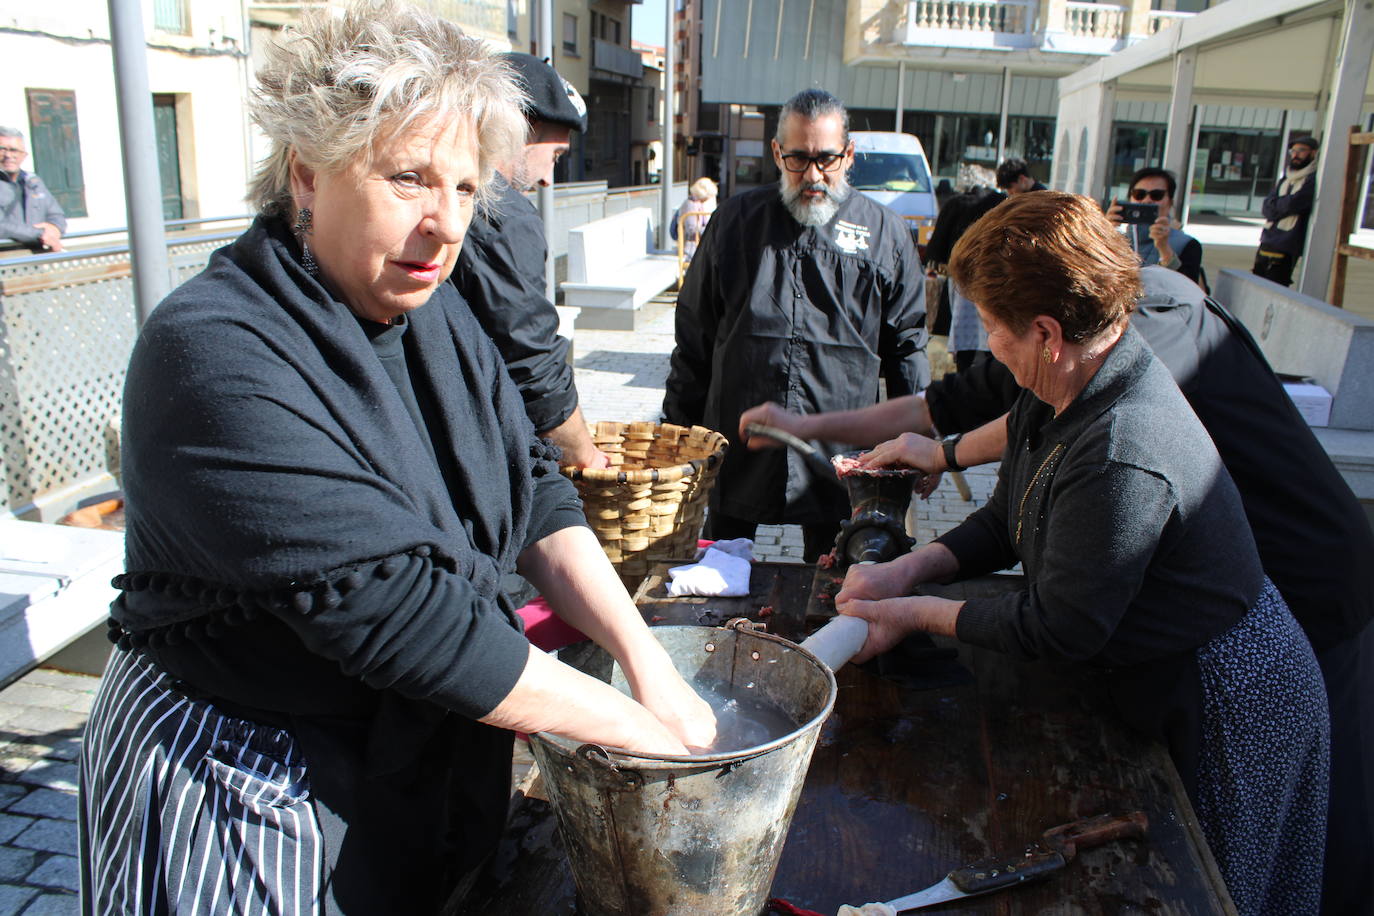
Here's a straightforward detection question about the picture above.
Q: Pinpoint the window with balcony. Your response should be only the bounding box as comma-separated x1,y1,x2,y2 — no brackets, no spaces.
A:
563,13,578,55
153,0,189,34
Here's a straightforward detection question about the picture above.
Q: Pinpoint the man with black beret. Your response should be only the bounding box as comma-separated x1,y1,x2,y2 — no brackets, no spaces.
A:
452,52,608,468
1254,135,1319,288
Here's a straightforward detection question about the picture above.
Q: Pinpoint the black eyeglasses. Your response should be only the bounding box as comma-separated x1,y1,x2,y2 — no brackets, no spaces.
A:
779,151,847,173
1130,188,1167,202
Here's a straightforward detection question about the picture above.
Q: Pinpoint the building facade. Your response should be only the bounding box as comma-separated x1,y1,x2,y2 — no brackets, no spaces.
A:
672,0,1227,199
0,0,256,233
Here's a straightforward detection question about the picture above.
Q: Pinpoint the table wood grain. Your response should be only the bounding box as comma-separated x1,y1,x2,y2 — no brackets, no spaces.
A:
461,564,1236,916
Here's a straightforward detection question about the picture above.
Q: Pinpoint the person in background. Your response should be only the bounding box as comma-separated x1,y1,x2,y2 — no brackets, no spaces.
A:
1253,135,1319,288
78,5,714,912
1107,167,1204,286
452,52,609,469
671,176,718,261
838,192,1329,916
993,157,1045,195
924,180,1005,372
662,88,927,562
0,127,65,252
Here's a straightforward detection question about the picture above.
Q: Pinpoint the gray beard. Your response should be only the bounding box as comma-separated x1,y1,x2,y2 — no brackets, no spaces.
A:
780,177,849,227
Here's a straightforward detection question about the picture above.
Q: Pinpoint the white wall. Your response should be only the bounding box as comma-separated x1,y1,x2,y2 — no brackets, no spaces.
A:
0,0,254,232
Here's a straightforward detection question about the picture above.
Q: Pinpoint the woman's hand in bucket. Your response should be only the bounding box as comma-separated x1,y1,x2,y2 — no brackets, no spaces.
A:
634,670,718,753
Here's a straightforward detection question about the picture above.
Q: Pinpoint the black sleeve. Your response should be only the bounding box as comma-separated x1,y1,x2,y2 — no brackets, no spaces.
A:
455,206,578,434
1176,239,1202,283
925,353,1022,435
1262,177,1315,222
879,227,930,398
523,465,591,550
950,460,1176,662
663,217,721,426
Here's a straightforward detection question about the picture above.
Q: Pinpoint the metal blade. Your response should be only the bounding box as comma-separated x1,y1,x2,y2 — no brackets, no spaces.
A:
884,875,966,912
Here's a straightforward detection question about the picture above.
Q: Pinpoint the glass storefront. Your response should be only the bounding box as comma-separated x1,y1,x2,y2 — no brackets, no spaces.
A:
1108,123,1282,216
1188,129,1282,215
847,109,1054,189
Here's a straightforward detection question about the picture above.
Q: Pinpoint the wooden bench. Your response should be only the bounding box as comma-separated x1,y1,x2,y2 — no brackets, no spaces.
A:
561,208,679,331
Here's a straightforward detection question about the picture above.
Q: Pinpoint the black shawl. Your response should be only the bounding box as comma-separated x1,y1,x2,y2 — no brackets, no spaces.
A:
116,215,559,624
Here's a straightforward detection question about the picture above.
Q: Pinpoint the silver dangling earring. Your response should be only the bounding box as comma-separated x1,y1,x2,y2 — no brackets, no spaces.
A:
294,206,318,276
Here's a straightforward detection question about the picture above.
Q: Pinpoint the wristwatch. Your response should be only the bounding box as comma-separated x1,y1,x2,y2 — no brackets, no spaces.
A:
941,433,965,473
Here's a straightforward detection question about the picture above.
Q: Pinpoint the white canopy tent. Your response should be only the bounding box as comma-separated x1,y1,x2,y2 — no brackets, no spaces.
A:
1054,0,1374,299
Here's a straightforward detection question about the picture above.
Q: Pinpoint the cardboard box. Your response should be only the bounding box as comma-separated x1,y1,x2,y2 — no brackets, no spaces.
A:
1282,380,1333,427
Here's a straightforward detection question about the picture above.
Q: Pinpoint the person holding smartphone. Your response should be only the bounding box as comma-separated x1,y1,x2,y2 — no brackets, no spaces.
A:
1107,167,1204,286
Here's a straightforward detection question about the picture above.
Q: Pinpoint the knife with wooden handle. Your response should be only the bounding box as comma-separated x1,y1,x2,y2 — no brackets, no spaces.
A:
878,811,1149,912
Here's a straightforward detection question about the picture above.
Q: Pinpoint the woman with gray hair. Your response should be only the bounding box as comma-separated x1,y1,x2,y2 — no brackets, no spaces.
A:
77,3,715,913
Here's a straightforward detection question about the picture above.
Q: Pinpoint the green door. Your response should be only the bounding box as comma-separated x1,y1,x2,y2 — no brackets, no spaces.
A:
25,89,88,218
152,95,184,221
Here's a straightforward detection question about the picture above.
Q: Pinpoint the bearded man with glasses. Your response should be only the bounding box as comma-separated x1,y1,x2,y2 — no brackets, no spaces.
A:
0,127,65,252
664,88,928,561
1107,167,1203,287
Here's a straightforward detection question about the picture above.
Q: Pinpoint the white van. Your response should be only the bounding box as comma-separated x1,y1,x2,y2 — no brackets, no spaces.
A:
849,131,938,255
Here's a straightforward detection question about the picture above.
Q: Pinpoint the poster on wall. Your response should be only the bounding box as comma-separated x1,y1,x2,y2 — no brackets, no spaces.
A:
1226,165,1241,181
1211,163,1224,178
1192,148,1210,194
1221,150,1232,165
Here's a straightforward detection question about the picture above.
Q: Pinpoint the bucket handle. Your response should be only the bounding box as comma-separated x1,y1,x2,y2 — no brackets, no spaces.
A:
573,744,646,792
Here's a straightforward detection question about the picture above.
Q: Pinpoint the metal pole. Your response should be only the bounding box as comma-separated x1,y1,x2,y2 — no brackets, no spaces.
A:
995,66,1011,165
537,0,556,300
107,0,170,325
895,61,905,134
659,0,676,251
1301,0,1374,299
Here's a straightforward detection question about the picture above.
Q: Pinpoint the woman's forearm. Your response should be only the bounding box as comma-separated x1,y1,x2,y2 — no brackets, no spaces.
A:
517,525,666,672
480,645,688,755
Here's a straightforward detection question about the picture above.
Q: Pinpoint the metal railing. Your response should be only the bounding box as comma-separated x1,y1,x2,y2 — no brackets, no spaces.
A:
592,37,644,79
908,0,1035,34
1064,1,1127,39
61,214,252,242
1147,9,1192,34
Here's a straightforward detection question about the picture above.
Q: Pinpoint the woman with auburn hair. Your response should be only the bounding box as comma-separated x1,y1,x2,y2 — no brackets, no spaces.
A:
77,3,714,913
837,192,1328,916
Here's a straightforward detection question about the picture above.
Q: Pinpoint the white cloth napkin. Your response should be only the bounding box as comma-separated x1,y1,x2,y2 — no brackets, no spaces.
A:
696,537,755,562
667,545,751,597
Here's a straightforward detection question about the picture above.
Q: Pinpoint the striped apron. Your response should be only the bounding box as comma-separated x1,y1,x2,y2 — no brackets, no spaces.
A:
78,646,325,915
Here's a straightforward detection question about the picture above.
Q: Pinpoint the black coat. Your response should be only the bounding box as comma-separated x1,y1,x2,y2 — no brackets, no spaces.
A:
928,266,1374,651
664,185,929,525
452,174,579,433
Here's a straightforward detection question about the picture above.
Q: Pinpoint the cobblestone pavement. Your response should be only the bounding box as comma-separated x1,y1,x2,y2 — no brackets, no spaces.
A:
0,296,995,913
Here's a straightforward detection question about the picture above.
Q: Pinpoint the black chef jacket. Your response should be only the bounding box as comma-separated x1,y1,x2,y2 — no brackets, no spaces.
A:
451,173,578,434
929,266,1374,651
664,185,929,526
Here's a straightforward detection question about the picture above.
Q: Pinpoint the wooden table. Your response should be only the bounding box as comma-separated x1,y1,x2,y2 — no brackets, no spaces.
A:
463,563,1236,915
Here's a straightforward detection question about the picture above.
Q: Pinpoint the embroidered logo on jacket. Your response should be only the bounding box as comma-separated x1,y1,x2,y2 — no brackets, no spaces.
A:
834,220,870,253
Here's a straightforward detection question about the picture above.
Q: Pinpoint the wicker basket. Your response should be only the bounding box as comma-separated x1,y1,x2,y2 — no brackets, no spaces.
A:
562,421,728,590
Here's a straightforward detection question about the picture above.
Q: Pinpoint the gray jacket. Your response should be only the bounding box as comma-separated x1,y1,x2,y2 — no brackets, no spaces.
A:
0,170,66,247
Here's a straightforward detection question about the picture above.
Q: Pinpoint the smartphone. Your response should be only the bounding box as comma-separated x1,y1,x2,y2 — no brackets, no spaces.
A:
1119,202,1159,225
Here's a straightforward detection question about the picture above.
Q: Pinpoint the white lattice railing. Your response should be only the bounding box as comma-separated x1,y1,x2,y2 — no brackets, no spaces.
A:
909,0,1035,34
1147,9,1193,34
1064,1,1126,39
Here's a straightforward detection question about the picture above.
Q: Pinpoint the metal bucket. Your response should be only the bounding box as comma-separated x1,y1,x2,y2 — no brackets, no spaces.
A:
529,623,837,916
